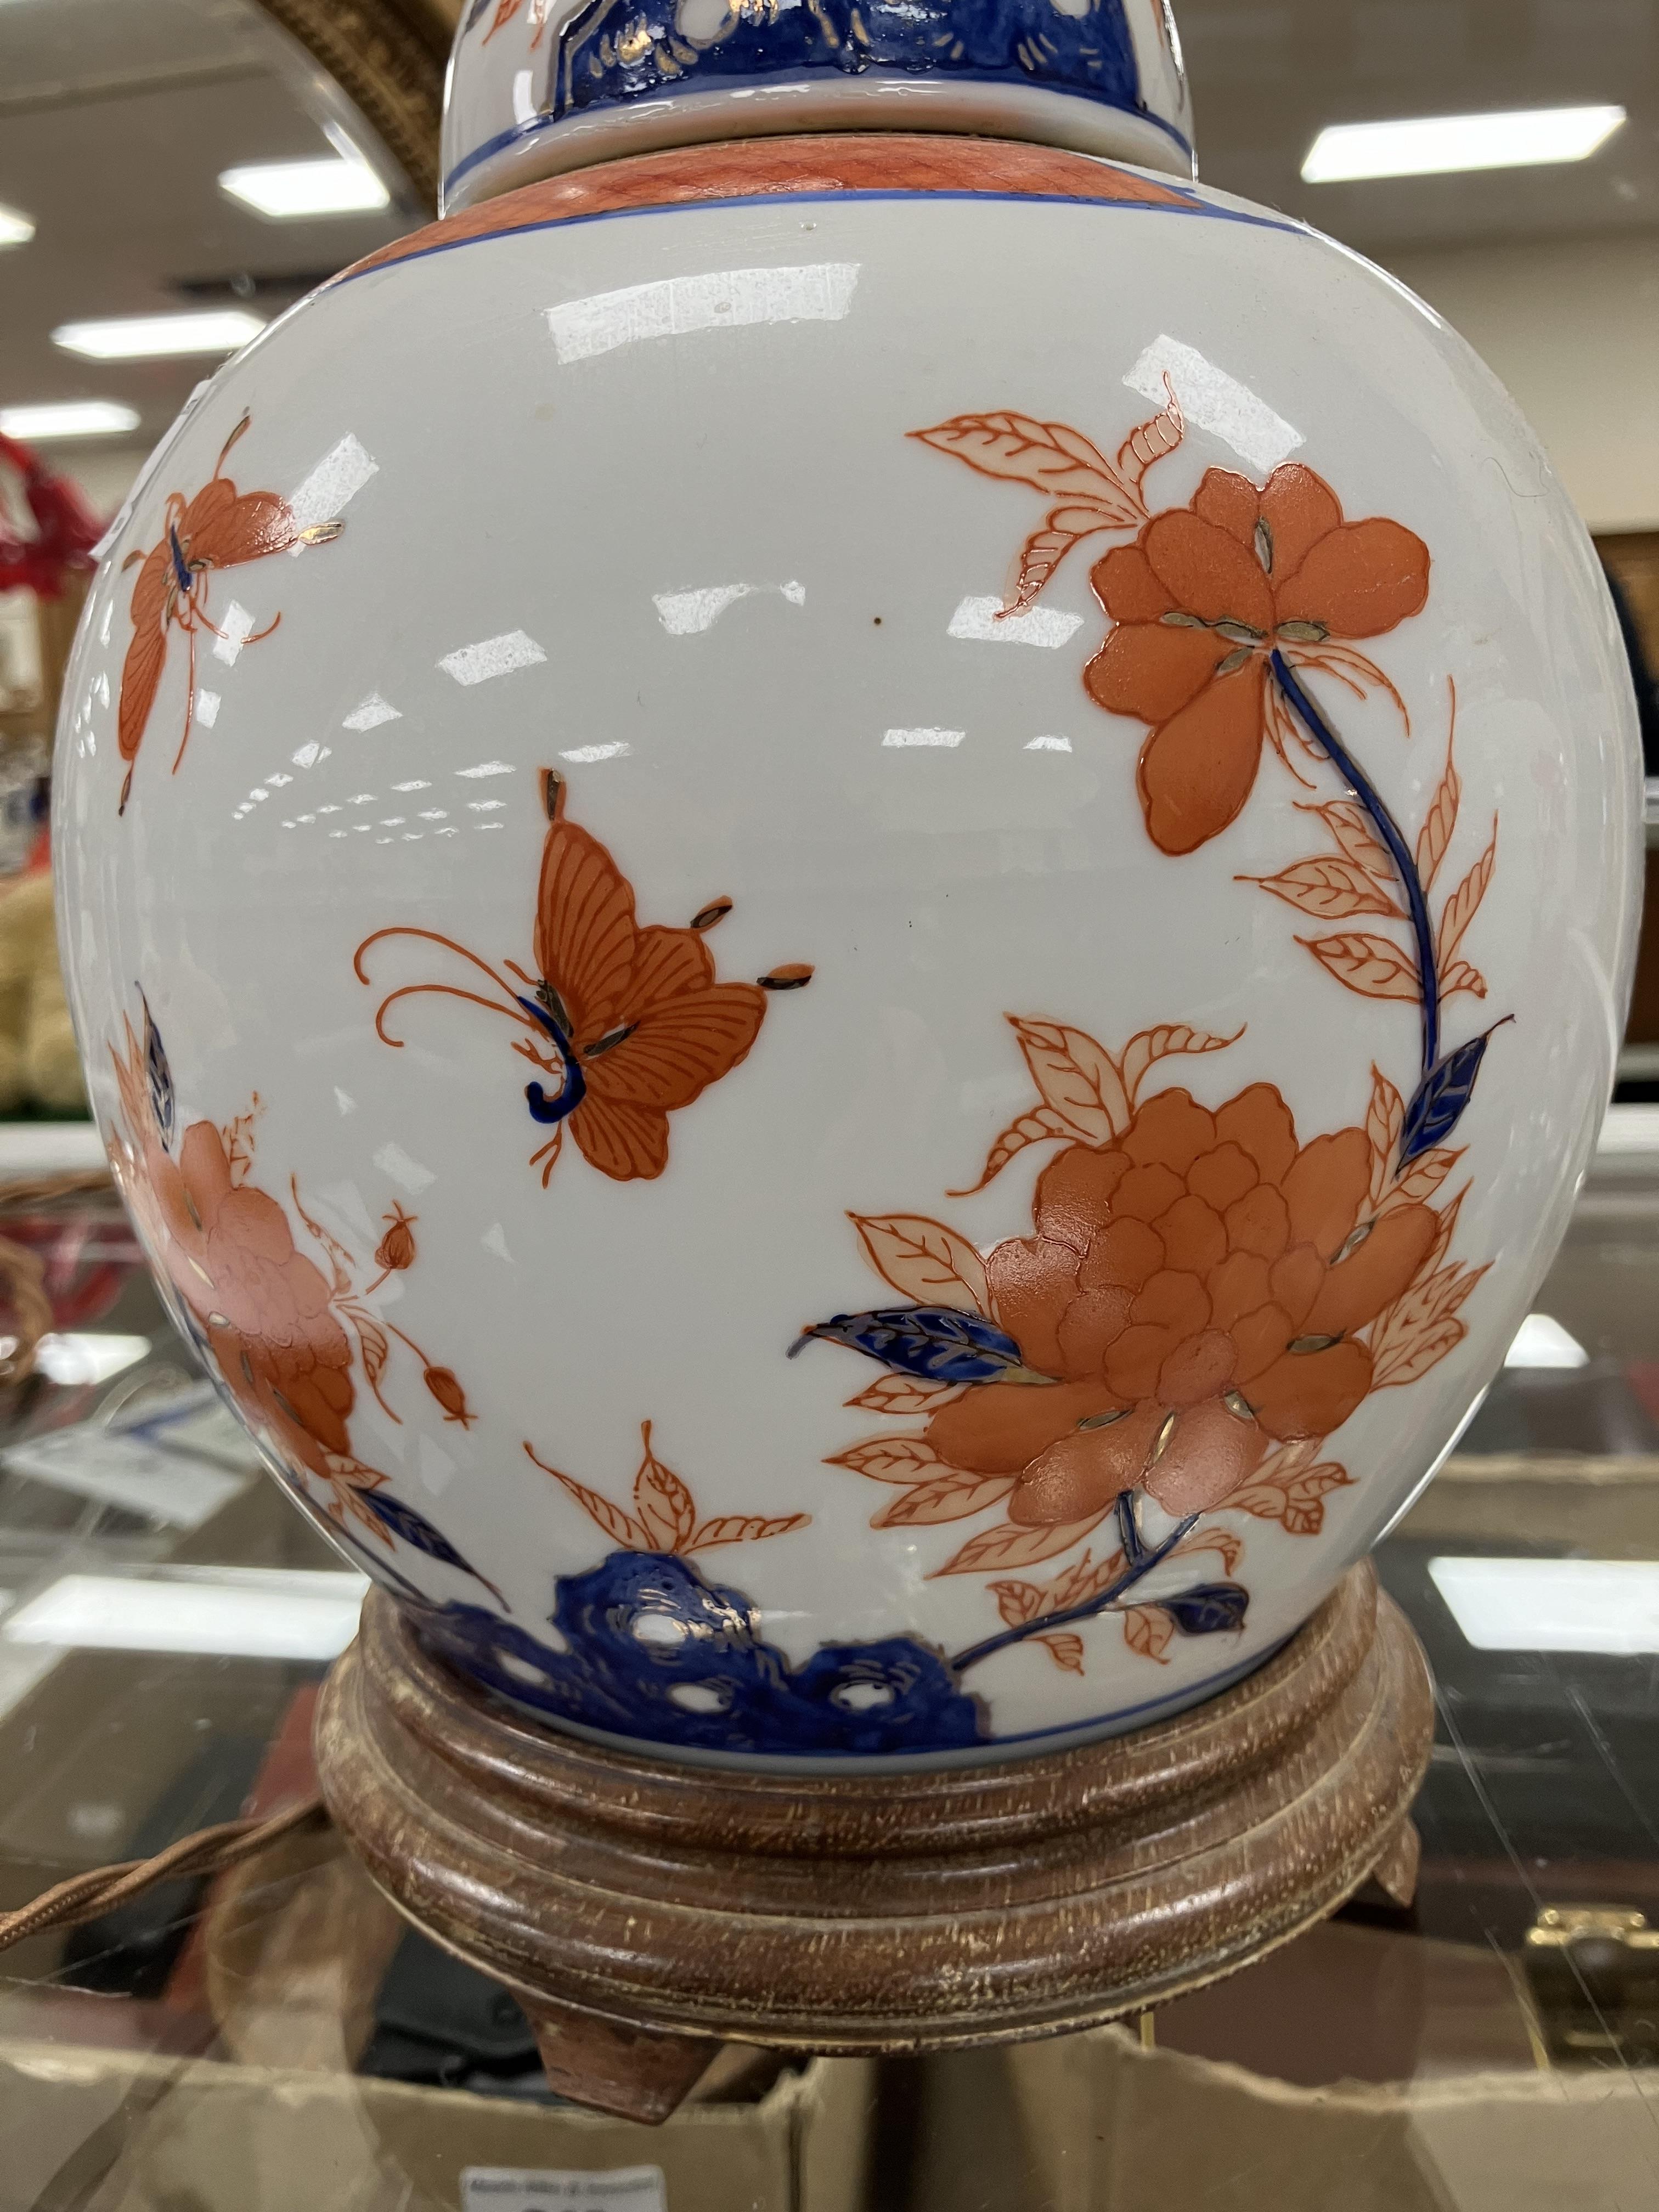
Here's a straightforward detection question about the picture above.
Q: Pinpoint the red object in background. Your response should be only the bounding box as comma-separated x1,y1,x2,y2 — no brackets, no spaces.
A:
1627,1361,1659,1429
2,1210,142,1334
0,429,108,599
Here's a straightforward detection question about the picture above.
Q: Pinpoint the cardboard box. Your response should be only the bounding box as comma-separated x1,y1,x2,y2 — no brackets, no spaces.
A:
0,2040,874,2212
909,2017,1659,2212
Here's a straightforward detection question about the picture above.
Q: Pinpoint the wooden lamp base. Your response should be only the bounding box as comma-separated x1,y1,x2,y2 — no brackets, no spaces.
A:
313,1561,1431,2123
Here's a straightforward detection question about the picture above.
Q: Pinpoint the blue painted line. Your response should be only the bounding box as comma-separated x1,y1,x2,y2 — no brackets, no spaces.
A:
338,180,1300,290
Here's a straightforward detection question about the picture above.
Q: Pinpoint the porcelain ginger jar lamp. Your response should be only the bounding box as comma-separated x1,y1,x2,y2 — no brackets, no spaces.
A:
56,0,1640,1771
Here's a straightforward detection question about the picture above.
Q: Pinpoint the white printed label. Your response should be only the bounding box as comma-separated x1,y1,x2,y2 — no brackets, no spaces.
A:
1,1420,249,1528
461,2170,665,2212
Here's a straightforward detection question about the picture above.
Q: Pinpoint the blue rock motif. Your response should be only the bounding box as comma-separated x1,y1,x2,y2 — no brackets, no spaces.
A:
417,1548,986,1756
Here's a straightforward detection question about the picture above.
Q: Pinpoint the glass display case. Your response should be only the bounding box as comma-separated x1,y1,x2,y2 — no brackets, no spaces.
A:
8,0,1659,2201
1,1122,1656,2207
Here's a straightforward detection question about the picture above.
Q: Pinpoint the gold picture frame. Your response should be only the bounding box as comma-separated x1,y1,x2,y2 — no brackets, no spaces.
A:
250,0,458,209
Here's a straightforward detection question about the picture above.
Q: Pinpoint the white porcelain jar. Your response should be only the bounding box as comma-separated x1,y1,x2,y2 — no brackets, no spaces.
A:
54,2,1640,1768
439,0,1196,212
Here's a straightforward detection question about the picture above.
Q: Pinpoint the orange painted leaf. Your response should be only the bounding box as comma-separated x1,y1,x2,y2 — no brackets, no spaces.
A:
289,1175,351,1297
989,1578,1046,1627
826,1434,945,1484
1046,1547,1125,1611
1227,1482,1289,1525
1175,1525,1244,1576
1298,932,1420,1002
1439,959,1487,1001
1006,505,1128,616
1269,680,1323,772
1380,1262,1487,1347
948,1104,1071,1198
633,1422,697,1552
932,1511,1108,1578
1438,825,1497,964
1114,377,1185,500
351,1312,393,1413
910,414,1139,514
223,1105,261,1188
1369,1248,1486,1357
1372,1315,1468,1390
1244,856,1403,921
1433,1262,1488,1321
844,1372,958,1416
1381,1146,1464,1207
850,1212,990,1314
1036,1632,1086,1675
689,1512,810,1550
345,1312,386,1386
1122,1605,1174,1662
525,1445,648,1551
873,1472,1017,1527
1252,1437,1325,1488
1231,1459,1352,1537
1008,1017,1130,1145
1119,1022,1242,1106
1416,712,1462,891
1279,1464,1356,1537
1365,1064,1404,1204
323,1451,388,1494
1301,800,1395,885
1423,1183,1468,1276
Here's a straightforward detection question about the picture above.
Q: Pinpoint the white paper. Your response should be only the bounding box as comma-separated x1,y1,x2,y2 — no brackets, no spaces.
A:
2,1389,258,1528
461,2169,666,2212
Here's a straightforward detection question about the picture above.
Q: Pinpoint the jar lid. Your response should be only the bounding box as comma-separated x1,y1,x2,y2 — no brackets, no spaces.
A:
441,0,1196,213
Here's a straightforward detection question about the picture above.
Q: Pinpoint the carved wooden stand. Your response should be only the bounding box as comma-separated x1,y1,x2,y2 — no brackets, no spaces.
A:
313,1561,1430,2123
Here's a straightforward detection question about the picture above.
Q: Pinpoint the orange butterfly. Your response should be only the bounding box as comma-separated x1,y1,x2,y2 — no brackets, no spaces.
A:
116,413,342,813
356,771,813,1185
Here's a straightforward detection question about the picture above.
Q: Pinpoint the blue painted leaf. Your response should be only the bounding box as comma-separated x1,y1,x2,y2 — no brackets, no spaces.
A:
791,1307,1031,1384
139,988,173,1146
1157,1582,1250,1636
1399,1020,1510,1166
360,1488,504,1603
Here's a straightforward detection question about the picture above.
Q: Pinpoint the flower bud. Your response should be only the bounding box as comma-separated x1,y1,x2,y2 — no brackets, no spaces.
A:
424,1364,473,1428
373,1203,416,1277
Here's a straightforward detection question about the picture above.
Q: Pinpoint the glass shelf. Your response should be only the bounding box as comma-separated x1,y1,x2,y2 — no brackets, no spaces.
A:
1,1160,1656,2211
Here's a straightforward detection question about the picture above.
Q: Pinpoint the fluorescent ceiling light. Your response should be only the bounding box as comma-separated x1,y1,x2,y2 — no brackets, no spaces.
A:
1503,1312,1589,1370
1429,1556,1659,1656
52,310,264,360
0,400,139,441
1303,105,1626,183
3,1567,367,1660
0,204,33,248
219,156,390,219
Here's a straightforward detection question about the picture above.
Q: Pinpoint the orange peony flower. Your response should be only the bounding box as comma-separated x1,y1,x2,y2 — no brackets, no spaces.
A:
1084,464,1430,855
115,1101,355,1482
925,1082,1437,1528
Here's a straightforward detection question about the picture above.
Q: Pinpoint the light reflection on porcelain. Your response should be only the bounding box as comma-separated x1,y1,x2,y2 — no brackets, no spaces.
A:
54,8,1641,1768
